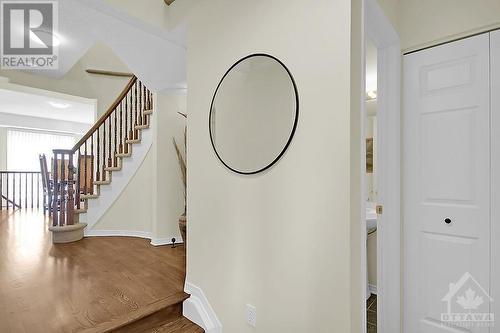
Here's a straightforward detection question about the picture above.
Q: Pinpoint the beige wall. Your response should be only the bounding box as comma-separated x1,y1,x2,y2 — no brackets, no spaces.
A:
377,0,500,51
92,91,186,242
152,91,187,241
186,0,359,332
93,149,155,233
0,43,130,117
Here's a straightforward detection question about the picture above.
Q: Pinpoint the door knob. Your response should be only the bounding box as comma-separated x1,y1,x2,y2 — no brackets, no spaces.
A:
444,218,452,224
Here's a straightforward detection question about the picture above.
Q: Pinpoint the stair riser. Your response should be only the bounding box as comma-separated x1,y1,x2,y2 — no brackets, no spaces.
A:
112,303,182,333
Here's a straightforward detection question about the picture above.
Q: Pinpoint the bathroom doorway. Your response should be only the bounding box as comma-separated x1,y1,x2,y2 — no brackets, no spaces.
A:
360,0,401,332
365,37,378,332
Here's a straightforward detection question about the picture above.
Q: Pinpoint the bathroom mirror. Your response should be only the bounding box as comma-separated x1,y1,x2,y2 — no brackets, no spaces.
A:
209,54,299,174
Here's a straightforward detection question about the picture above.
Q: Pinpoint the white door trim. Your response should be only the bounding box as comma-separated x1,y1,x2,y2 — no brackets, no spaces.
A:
361,1,401,332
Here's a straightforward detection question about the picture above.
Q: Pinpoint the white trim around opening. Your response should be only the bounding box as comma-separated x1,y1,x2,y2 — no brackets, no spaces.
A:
361,1,401,332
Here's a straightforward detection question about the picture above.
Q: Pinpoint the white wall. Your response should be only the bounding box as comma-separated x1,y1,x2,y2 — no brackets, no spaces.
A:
101,0,168,31
0,43,130,117
186,0,359,332
377,0,500,51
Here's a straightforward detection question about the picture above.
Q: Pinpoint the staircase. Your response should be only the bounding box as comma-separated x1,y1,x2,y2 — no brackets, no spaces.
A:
50,76,153,227
49,76,204,333
81,292,202,333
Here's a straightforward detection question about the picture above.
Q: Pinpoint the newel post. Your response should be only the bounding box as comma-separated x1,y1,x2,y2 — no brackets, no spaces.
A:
49,149,85,243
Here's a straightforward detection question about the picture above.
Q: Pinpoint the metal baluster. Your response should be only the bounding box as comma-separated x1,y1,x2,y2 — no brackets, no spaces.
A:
124,93,129,153
90,134,94,195
76,149,81,210
119,102,123,154
6,173,9,210
108,112,112,167
12,172,15,210
112,109,118,167
129,90,133,140
52,152,59,226
138,81,143,125
96,128,100,181
134,82,138,131
84,140,88,195
103,119,107,180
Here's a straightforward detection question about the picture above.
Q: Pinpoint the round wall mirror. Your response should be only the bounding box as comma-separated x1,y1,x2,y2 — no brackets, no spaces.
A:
209,54,299,174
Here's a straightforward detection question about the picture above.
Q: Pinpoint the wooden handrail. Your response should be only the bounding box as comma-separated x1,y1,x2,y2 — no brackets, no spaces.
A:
85,69,134,77
72,76,138,152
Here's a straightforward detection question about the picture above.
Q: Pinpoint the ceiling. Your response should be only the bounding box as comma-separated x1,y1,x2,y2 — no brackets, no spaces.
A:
20,0,188,91
0,89,95,124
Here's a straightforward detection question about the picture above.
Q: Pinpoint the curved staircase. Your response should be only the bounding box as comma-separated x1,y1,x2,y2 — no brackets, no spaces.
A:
48,76,204,333
50,76,153,228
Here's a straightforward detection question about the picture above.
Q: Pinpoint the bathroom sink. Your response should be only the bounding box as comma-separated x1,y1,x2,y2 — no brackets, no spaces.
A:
366,203,377,233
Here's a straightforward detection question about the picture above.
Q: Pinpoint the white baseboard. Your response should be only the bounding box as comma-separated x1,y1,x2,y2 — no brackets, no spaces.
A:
150,236,184,246
84,229,183,247
184,282,222,333
84,229,152,239
369,284,378,295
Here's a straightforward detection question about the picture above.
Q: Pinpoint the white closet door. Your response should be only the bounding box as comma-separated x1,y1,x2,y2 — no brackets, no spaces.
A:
404,34,491,333
491,29,500,331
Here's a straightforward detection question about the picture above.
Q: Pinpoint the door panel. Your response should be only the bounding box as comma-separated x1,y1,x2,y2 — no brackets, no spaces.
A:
404,34,491,333
491,29,500,332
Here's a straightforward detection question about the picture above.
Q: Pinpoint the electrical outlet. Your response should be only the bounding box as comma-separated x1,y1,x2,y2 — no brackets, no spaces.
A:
246,304,257,327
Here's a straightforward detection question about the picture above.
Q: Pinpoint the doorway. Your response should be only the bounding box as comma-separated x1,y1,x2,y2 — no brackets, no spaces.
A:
361,0,401,332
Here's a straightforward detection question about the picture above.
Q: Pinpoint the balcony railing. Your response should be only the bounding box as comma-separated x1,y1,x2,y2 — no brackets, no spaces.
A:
0,171,43,210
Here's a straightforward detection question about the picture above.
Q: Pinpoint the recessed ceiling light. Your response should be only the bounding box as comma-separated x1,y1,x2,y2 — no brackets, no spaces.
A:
48,101,70,109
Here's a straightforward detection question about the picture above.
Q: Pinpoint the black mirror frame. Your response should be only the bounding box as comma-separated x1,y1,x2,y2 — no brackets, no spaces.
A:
209,53,299,175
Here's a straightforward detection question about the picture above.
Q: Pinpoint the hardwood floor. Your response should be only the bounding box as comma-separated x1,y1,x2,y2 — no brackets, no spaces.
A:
0,210,200,333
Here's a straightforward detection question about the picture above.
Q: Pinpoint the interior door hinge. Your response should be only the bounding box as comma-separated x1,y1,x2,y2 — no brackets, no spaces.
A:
376,205,383,215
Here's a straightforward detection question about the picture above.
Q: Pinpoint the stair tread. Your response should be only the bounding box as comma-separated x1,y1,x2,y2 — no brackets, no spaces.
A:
79,291,190,333
81,194,99,199
156,317,204,333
